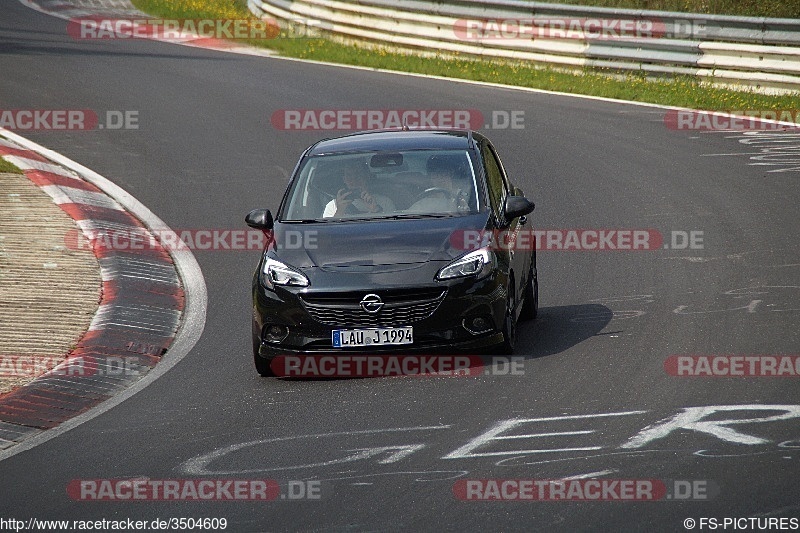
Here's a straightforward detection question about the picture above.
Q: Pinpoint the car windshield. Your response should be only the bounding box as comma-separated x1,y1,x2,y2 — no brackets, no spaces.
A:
281,149,482,221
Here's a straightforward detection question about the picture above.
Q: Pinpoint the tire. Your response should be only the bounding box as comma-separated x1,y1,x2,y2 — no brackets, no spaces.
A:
497,280,516,355
519,257,538,321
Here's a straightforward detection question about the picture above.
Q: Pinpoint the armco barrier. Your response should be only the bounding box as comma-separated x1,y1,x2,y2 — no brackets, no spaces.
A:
248,0,800,93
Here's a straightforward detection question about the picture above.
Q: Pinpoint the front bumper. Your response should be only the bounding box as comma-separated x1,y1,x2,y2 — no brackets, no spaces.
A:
252,272,507,358
257,332,504,358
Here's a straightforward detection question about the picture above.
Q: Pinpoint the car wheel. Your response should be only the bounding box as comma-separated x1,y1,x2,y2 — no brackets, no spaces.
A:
498,280,516,354
519,258,538,321
252,335,274,377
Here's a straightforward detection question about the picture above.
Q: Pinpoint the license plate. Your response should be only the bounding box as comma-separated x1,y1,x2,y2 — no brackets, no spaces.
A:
332,327,413,348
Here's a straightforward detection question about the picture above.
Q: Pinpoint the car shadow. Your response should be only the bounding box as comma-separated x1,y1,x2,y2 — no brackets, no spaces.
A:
514,303,614,360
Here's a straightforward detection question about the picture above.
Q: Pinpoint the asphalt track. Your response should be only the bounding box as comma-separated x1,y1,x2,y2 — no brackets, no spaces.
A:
1,1,799,530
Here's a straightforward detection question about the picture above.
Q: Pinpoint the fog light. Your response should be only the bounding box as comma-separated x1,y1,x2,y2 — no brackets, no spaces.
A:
463,316,493,335
264,324,289,343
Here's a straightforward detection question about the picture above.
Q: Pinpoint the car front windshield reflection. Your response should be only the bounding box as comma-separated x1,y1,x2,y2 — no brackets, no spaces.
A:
282,150,481,221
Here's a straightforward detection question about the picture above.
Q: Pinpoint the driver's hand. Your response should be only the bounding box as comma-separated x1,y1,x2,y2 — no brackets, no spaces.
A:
334,188,354,215
455,189,469,211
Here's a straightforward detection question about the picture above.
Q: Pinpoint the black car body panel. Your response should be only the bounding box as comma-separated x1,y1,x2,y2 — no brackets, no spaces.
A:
272,213,489,271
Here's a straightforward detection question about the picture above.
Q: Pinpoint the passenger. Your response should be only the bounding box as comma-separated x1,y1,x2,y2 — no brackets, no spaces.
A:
407,159,470,214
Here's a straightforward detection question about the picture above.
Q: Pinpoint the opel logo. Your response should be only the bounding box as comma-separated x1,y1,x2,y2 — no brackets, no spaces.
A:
360,293,384,313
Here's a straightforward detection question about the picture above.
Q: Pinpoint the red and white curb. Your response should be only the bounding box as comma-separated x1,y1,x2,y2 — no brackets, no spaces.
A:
20,0,277,57
0,134,200,452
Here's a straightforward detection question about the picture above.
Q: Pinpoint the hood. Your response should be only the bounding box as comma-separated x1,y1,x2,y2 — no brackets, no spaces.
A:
272,213,491,272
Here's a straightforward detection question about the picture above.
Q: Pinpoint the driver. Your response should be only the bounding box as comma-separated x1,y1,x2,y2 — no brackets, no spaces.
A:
407,159,470,214
322,161,395,218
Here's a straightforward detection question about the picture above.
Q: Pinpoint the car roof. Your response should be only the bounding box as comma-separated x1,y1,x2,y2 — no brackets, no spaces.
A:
306,130,482,156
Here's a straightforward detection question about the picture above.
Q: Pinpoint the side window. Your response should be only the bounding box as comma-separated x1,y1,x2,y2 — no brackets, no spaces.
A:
490,144,513,194
481,142,507,216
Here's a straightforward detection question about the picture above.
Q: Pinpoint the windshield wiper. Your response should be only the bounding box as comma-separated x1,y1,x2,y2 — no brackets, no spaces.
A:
284,214,461,223
325,214,458,222
378,213,459,220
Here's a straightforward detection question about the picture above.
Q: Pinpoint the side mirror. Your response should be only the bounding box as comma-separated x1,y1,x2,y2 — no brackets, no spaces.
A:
504,196,535,220
245,208,273,230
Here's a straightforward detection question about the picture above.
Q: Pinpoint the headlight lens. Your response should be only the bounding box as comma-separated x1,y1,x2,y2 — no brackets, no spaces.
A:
261,257,309,289
436,248,495,281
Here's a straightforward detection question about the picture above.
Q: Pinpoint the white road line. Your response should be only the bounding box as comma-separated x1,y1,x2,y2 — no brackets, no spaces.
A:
182,425,452,475
562,469,617,480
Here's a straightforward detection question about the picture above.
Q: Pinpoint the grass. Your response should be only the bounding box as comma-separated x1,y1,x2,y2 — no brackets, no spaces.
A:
131,0,800,113
544,0,800,18
0,158,22,173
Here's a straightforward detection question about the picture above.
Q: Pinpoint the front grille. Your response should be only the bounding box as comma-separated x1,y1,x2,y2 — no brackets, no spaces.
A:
299,289,446,327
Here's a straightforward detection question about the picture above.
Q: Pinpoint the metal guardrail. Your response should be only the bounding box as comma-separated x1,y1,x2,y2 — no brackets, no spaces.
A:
249,0,800,93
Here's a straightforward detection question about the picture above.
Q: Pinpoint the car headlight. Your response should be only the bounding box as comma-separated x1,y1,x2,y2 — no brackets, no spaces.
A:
261,257,309,289
436,248,495,281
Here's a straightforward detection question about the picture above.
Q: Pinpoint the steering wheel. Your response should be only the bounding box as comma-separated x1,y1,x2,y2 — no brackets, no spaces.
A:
415,187,457,201
308,182,336,201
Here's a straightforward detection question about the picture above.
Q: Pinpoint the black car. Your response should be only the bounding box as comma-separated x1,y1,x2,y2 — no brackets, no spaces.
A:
246,130,537,376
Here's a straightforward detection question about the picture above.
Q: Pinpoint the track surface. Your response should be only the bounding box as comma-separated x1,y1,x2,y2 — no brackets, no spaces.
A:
1,2,799,530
